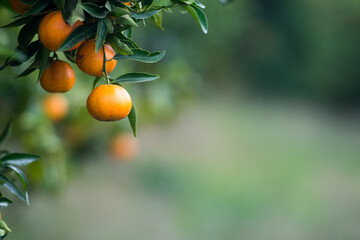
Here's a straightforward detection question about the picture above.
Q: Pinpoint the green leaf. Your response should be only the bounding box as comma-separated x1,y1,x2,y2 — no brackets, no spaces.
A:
117,14,138,27
193,0,205,9
92,76,101,89
58,23,97,51
96,18,107,53
1,16,34,28
106,34,133,55
52,0,65,13
22,0,50,17
0,220,11,233
63,51,76,63
37,46,50,81
16,62,37,78
18,17,41,51
80,3,109,18
113,49,165,63
127,105,136,137
0,173,26,201
110,5,129,17
0,120,11,148
0,198,12,208
0,153,40,166
105,1,112,11
66,1,85,26
130,9,161,19
150,0,175,8
113,72,159,83
5,165,28,192
183,5,208,34
104,17,114,33
151,10,164,30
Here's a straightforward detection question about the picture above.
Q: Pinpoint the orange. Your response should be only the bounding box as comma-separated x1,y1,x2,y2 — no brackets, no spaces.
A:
38,11,83,51
76,41,117,77
124,2,132,6
40,60,75,93
86,84,132,121
9,0,30,14
110,133,139,161
42,94,68,122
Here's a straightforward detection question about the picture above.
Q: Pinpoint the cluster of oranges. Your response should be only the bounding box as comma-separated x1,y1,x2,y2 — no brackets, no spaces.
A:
9,0,133,122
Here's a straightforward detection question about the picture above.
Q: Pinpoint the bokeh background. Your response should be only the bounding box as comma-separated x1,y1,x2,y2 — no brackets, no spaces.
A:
1,0,360,239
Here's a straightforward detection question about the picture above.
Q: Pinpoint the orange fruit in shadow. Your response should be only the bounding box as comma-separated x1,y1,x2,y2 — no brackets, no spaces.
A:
86,84,132,121
40,60,75,93
42,94,68,122
110,133,139,162
76,41,117,77
9,0,30,14
38,11,83,51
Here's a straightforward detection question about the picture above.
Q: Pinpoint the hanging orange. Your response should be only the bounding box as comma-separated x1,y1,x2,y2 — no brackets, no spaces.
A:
76,41,117,77
40,60,76,93
38,11,83,51
86,84,132,121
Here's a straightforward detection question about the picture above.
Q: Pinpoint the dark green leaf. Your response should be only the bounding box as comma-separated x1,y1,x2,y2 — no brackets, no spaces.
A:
113,49,165,63
5,165,28,192
106,34,133,55
63,51,77,63
92,76,101,89
127,105,136,137
183,5,208,34
104,17,114,33
58,23,97,51
22,0,50,17
63,0,78,20
130,9,160,19
117,14,138,27
37,46,50,81
0,173,26,201
193,0,205,9
1,16,34,28
0,153,40,166
0,120,11,148
80,3,109,18
66,1,85,25
96,18,107,53
18,17,41,51
113,72,159,83
16,63,37,78
110,5,129,17
0,197,12,208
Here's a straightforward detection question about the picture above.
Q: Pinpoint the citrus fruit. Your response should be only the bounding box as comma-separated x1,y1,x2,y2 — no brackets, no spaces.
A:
9,0,30,14
86,84,132,121
38,11,83,51
40,60,75,93
42,94,68,122
76,41,117,77
110,133,139,161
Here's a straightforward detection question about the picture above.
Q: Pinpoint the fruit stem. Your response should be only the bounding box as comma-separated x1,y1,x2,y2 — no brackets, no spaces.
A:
102,45,110,85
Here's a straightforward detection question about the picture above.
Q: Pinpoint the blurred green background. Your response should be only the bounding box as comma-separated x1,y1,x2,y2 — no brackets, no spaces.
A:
1,0,360,239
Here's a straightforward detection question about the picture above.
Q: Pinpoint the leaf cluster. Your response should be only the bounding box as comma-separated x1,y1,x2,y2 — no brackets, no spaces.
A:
0,120,40,238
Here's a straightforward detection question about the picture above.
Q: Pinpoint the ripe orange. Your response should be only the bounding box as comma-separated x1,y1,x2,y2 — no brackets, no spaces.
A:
110,133,139,162
124,2,132,6
38,11,83,51
76,41,117,77
87,84,132,121
40,60,75,93
9,0,30,14
42,94,68,122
